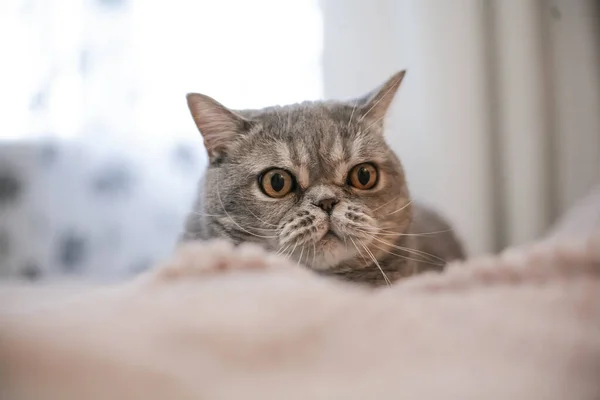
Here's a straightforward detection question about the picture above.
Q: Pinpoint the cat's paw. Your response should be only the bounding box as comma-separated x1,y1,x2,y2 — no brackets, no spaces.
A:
152,239,284,282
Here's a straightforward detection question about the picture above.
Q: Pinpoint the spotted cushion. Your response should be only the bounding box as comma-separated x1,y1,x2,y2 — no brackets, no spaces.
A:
0,140,206,281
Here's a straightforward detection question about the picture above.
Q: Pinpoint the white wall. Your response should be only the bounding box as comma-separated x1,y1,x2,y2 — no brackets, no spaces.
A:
321,0,495,254
320,0,600,254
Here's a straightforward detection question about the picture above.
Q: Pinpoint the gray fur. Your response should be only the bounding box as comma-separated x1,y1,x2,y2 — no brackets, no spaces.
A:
181,71,464,286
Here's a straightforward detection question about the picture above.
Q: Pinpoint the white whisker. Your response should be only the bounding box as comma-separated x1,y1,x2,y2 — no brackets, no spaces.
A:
348,236,367,266
285,243,297,260
297,245,305,267
288,239,299,260
387,199,413,216
355,225,452,238
371,195,405,213
357,239,391,286
370,242,444,269
351,226,445,264
347,100,358,131
276,244,290,257
349,236,391,286
373,228,454,237
369,235,446,265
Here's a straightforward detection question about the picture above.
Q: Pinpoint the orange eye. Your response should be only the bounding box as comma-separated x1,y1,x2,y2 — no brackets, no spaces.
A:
348,163,378,190
259,168,295,198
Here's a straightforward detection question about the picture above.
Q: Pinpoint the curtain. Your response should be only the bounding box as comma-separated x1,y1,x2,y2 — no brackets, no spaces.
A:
321,0,600,255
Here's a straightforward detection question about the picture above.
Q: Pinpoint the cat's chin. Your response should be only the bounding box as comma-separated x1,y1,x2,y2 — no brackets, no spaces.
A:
306,232,355,271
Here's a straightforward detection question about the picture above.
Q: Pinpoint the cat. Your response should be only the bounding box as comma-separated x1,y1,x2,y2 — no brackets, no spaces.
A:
180,71,465,286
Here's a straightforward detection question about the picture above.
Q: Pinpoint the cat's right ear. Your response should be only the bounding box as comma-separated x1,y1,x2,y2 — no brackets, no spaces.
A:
186,93,251,160
356,70,406,125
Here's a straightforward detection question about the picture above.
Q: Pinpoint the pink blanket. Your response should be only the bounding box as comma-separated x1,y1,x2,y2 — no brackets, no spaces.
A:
1,232,599,399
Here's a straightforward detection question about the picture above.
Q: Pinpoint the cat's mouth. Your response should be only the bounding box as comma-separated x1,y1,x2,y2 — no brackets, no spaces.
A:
325,230,339,239
321,229,341,242
301,228,346,270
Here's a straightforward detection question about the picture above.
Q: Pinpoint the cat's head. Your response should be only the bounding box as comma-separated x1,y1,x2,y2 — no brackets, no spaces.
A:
187,71,411,272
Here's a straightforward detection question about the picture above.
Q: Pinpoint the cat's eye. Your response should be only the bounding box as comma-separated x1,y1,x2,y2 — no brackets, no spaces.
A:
259,168,296,198
348,163,378,190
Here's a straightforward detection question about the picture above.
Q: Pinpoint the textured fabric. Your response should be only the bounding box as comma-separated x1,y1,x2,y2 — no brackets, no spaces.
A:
1,233,599,399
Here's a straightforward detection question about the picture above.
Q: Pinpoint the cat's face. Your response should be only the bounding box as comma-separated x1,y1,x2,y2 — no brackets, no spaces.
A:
188,71,411,272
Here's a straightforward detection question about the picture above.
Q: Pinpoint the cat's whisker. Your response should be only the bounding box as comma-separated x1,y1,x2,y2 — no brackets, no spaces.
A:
387,199,413,216
348,236,368,267
347,100,358,131
371,227,454,237
369,241,444,269
351,227,445,264
312,241,317,267
369,235,446,265
371,195,406,213
278,243,293,260
357,239,391,286
215,176,279,239
287,239,300,260
347,225,383,239
297,245,305,267
276,244,290,257
349,236,390,286
355,227,447,238
278,247,288,259
377,229,453,237
285,242,298,260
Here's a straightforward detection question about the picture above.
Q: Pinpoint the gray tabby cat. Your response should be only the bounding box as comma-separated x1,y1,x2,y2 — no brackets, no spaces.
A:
181,71,464,286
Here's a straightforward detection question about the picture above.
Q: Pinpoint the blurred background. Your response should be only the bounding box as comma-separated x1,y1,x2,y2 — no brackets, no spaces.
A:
0,0,598,281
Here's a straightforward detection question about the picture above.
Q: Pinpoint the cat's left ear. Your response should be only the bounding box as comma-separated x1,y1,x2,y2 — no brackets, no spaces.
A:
357,70,406,124
186,93,251,161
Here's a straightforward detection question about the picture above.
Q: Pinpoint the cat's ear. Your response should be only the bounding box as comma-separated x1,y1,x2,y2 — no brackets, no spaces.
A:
186,93,251,160
357,70,406,124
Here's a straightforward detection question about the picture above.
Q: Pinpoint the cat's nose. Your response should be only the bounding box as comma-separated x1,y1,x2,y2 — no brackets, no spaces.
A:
315,197,339,214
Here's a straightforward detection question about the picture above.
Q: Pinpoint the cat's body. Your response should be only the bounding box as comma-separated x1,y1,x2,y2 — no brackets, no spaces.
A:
181,71,464,286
